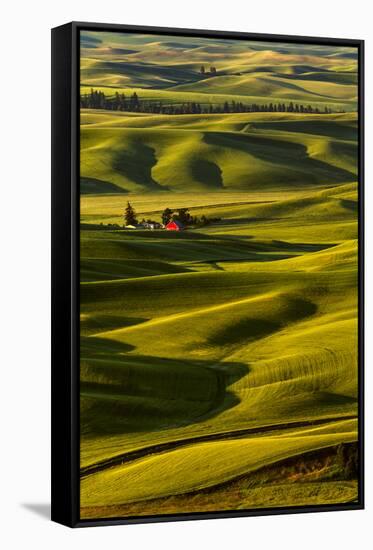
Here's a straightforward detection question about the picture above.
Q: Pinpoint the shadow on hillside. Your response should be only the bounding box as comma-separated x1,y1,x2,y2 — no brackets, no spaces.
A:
204,131,355,185
251,119,357,141
81,335,136,356
81,314,147,336
314,392,358,406
80,337,249,437
80,176,128,194
113,141,166,191
190,158,224,189
270,240,333,251
340,199,358,212
207,296,317,348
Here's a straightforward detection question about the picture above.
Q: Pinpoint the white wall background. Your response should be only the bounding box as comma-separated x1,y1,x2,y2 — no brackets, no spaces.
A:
1,0,370,547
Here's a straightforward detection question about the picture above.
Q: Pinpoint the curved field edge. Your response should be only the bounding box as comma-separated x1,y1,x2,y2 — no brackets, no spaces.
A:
80,442,358,518
80,419,357,506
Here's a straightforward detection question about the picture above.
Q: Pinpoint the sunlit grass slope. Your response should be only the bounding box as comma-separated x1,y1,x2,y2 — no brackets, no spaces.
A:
81,111,357,194
81,420,356,506
81,441,358,518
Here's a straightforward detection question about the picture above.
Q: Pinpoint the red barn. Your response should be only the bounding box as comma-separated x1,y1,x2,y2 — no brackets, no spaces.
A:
165,220,184,231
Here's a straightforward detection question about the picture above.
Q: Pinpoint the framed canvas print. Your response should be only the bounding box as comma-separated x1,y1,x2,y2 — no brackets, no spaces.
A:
51,21,364,527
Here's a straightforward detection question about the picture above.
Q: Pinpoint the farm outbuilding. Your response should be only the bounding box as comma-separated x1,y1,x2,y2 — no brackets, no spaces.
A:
165,220,184,231
143,221,164,230
125,223,146,230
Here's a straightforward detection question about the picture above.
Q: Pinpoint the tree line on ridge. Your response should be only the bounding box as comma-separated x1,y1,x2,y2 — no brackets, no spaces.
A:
81,89,336,115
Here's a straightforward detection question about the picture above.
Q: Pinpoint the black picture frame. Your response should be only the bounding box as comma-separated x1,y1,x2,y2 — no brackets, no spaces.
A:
51,21,365,528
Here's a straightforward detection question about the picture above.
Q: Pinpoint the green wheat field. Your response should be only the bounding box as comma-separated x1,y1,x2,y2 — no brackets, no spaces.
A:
79,30,359,519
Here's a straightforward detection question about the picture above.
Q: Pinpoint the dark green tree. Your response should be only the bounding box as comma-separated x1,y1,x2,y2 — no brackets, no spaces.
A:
124,201,138,226
174,208,191,225
161,208,173,225
129,92,140,111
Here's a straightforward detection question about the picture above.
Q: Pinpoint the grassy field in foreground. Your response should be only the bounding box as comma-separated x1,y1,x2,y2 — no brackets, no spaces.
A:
80,185,358,515
79,31,359,518
81,442,358,518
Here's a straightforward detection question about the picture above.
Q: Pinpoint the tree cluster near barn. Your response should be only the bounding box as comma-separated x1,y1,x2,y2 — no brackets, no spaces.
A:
122,202,219,230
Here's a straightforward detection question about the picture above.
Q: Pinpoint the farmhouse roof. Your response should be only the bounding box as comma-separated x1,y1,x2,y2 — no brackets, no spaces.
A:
166,220,184,229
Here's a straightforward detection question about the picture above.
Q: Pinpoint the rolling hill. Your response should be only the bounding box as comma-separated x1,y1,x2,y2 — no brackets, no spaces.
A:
81,111,357,194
